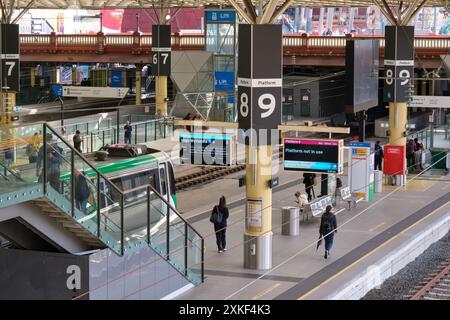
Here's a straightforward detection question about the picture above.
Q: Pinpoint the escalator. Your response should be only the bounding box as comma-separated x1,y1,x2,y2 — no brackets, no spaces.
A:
0,122,204,299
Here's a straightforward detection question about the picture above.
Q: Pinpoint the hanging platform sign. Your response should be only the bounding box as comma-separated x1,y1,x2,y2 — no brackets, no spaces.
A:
205,10,236,23
151,25,171,76
61,86,129,98
237,24,282,145
1,24,20,92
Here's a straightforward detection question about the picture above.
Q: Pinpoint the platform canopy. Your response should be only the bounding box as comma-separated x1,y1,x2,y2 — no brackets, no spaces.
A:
1,0,447,10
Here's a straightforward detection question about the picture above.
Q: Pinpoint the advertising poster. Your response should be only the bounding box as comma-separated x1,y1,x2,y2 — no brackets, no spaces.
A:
246,198,263,233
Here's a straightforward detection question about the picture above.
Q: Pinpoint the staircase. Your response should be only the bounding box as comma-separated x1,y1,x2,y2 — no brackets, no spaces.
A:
0,122,204,286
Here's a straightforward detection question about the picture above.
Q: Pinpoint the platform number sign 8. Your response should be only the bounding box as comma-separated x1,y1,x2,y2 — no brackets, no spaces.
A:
385,68,394,85
240,92,249,117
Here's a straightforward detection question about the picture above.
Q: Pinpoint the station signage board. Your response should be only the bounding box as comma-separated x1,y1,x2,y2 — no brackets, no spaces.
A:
237,24,282,145
179,132,236,166
61,86,129,98
409,95,450,108
1,24,20,92
383,145,406,175
283,138,343,174
214,71,234,91
205,10,236,23
349,145,374,202
151,25,171,76
383,26,414,103
246,198,263,233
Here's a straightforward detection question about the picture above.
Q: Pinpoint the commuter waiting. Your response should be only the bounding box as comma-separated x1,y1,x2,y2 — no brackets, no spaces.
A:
374,141,383,171
73,130,82,153
124,121,132,144
74,169,90,213
303,172,316,202
36,133,63,192
406,139,416,171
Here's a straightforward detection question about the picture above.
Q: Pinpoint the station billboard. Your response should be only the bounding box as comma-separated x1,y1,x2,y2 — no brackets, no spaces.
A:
179,132,236,166
345,39,379,113
283,138,343,174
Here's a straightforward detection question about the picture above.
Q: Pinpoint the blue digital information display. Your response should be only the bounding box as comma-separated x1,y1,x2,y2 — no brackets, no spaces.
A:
205,11,236,23
179,133,232,166
110,70,122,88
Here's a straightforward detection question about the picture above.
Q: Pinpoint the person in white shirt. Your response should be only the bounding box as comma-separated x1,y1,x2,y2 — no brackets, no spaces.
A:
295,191,309,221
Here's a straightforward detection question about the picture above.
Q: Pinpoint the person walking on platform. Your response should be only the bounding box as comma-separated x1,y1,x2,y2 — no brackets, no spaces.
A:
319,205,337,259
209,196,229,253
124,121,132,144
303,172,316,202
406,139,416,172
374,141,383,171
73,130,82,153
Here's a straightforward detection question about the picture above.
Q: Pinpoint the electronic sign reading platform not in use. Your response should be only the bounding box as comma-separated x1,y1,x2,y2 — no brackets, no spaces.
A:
179,133,236,167
283,138,344,174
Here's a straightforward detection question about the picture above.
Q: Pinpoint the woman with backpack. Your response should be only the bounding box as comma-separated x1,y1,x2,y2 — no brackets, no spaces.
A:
210,196,229,253
319,205,337,259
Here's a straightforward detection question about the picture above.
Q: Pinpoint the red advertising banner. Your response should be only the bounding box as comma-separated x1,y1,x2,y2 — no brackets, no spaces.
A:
383,145,406,175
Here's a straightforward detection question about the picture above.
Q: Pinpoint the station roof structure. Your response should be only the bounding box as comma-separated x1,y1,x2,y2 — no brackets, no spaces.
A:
2,0,448,10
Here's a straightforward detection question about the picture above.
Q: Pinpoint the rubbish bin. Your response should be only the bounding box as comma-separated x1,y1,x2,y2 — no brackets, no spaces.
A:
375,170,383,193
281,207,300,236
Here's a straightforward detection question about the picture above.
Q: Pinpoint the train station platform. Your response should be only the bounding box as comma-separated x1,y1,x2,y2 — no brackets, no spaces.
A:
174,161,450,300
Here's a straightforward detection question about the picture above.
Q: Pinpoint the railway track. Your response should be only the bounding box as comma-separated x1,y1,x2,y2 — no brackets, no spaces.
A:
405,259,450,300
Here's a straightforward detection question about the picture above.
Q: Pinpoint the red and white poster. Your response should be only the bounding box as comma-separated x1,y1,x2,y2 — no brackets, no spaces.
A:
383,145,406,175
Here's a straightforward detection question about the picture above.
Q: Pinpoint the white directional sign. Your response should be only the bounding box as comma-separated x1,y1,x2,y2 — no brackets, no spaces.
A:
409,96,450,109
61,86,129,98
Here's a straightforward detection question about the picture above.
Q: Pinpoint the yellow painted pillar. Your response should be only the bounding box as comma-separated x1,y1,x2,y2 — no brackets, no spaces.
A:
136,68,142,105
388,102,408,147
155,75,168,116
30,67,35,88
72,66,77,85
244,143,273,270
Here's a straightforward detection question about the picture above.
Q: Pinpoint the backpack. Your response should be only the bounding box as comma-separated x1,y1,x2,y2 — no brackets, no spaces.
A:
209,206,223,225
336,177,342,189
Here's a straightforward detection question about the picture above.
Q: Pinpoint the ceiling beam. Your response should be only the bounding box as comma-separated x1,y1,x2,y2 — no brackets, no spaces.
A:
11,0,34,24
373,0,397,26
228,0,255,24
258,0,278,24
269,0,294,24
403,0,428,25
242,0,257,22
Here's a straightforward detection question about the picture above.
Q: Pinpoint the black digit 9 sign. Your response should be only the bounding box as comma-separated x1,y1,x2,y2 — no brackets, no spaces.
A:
383,26,414,103
237,24,282,145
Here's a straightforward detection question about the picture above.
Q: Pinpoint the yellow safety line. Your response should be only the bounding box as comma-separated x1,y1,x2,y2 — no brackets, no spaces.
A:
368,222,386,233
297,200,450,300
251,283,281,300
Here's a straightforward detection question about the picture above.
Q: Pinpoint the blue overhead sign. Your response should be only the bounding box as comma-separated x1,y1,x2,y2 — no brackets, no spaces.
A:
111,70,122,88
214,71,234,91
349,142,371,148
52,85,62,97
206,11,236,23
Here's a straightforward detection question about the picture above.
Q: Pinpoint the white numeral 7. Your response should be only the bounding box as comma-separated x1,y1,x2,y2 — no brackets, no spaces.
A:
5,61,15,76
161,53,168,64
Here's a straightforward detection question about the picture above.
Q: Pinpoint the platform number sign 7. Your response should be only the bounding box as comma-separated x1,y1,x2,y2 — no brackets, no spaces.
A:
151,52,171,76
5,61,15,76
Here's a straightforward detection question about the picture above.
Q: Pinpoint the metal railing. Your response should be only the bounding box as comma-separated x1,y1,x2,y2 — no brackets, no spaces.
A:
0,122,204,285
19,33,450,56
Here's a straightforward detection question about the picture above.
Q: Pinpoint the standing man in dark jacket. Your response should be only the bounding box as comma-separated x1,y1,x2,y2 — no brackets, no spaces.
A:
36,133,63,192
73,130,82,153
303,172,316,202
124,121,132,144
211,196,229,253
319,205,337,259
74,170,90,213
374,141,383,171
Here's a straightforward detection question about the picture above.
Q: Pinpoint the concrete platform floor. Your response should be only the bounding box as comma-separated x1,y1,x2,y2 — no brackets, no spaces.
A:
175,165,450,300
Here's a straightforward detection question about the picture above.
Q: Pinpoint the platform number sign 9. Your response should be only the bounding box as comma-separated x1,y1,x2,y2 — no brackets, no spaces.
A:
1,24,20,92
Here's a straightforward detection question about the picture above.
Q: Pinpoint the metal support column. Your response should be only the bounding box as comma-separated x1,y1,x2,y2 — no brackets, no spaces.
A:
136,68,142,105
